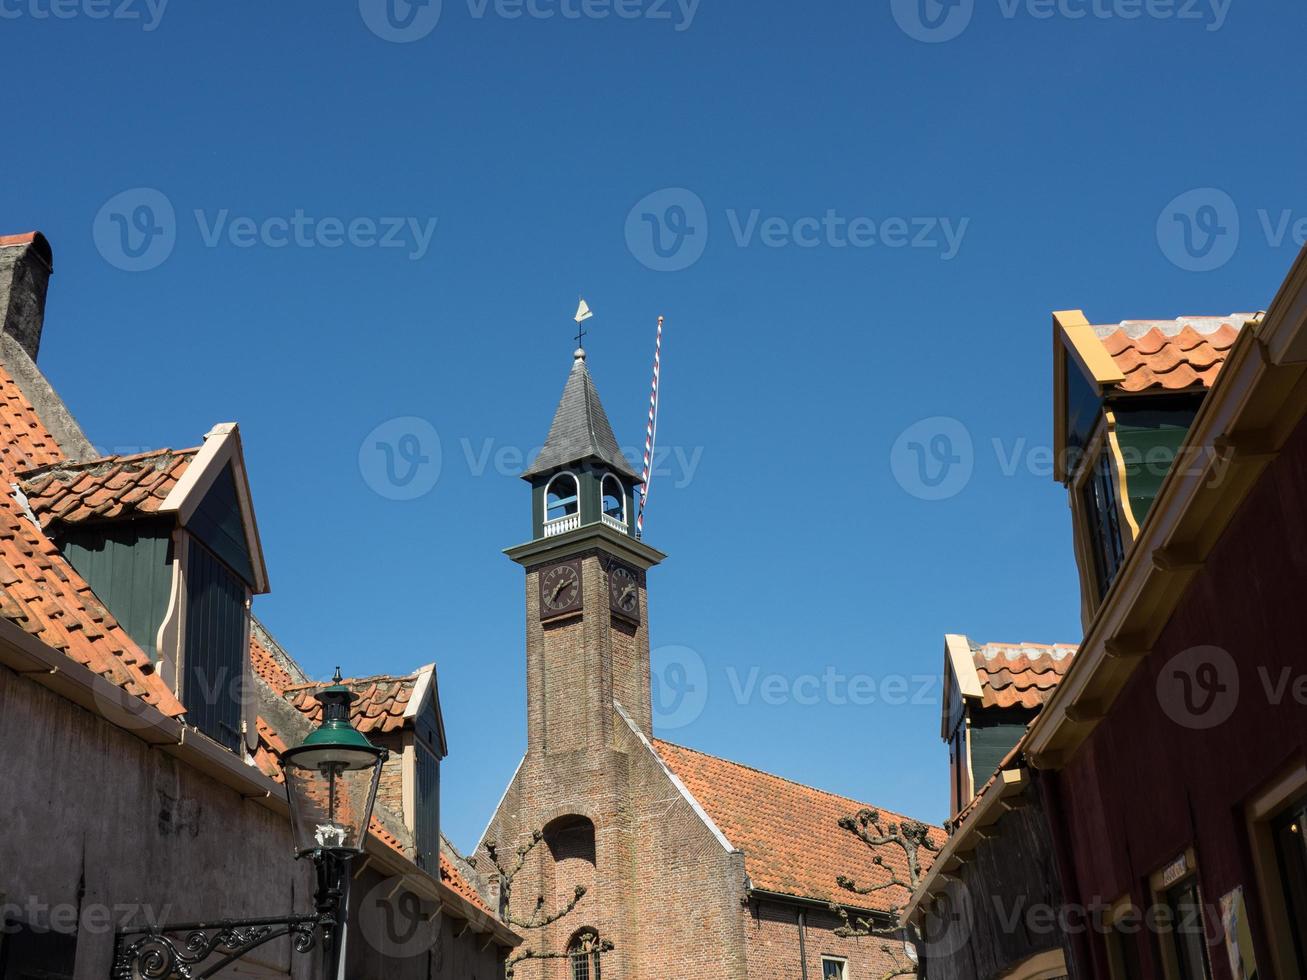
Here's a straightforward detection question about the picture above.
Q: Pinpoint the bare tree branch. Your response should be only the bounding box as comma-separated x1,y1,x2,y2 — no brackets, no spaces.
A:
829,808,935,978
485,829,612,978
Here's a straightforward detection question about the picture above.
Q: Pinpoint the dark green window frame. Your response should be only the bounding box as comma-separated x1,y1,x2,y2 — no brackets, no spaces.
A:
1079,446,1127,601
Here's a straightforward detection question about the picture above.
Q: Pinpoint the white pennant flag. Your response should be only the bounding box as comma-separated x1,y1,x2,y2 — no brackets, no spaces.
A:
574,299,593,323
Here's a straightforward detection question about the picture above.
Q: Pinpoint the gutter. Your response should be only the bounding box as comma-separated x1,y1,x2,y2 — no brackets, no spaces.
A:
748,887,898,930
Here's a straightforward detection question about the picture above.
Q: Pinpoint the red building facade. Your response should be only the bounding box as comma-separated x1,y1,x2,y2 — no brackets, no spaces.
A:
1026,251,1307,978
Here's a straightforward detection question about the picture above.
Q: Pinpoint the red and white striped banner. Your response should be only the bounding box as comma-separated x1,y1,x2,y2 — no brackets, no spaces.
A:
637,315,663,537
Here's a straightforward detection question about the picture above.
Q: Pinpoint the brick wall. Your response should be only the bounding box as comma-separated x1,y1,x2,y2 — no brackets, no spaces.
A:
373,730,408,830
745,901,914,979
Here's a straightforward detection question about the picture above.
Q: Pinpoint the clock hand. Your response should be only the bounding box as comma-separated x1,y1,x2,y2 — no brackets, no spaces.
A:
551,578,571,601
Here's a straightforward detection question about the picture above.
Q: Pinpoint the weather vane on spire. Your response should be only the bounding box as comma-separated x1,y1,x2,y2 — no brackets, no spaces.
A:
574,298,593,349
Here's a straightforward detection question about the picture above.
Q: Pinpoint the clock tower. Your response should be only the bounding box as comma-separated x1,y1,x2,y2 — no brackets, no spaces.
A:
505,346,665,757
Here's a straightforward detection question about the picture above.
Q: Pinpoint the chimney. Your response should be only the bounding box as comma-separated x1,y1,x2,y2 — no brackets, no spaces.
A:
0,232,53,362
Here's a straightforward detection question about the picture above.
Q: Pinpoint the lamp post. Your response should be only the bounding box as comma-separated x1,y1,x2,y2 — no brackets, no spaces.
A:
112,670,388,980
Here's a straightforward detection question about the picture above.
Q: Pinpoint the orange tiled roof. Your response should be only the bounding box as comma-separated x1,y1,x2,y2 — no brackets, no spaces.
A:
652,739,944,912
250,631,297,696
972,641,1077,710
1094,316,1248,393
17,448,198,528
0,363,184,716
286,673,417,734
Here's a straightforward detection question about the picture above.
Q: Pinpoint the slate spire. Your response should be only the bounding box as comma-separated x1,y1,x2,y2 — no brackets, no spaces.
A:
522,348,639,480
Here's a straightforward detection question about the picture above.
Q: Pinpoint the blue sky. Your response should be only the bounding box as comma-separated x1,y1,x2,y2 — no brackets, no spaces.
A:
2,0,1303,851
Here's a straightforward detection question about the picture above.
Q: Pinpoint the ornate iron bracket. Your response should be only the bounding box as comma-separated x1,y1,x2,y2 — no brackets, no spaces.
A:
111,912,328,979
112,850,353,979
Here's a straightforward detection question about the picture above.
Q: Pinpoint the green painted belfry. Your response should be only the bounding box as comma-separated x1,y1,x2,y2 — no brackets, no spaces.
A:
523,348,641,540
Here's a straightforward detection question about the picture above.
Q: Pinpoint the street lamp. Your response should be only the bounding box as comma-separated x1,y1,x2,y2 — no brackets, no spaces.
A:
112,669,388,980
279,669,390,974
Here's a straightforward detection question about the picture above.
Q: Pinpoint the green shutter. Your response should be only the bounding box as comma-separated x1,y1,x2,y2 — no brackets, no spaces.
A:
60,518,173,661
969,710,1033,787
1113,398,1200,525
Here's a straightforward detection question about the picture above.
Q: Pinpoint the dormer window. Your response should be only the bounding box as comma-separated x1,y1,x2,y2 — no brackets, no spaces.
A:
20,424,269,755
1053,311,1245,625
545,472,581,536
601,474,626,530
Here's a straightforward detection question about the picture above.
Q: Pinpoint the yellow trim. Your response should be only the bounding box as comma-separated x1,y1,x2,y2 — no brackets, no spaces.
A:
1103,408,1142,540
1059,312,1128,387
1053,310,1127,483
999,949,1068,980
1244,757,1307,979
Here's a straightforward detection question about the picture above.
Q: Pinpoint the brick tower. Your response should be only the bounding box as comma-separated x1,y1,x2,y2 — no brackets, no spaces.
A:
483,346,669,979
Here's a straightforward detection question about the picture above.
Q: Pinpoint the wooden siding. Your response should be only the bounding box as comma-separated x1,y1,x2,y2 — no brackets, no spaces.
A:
415,743,440,874
919,784,1075,980
59,518,173,661
183,540,247,752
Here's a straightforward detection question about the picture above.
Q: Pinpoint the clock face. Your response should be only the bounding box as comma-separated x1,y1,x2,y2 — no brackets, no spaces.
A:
608,564,640,619
539,561,581,617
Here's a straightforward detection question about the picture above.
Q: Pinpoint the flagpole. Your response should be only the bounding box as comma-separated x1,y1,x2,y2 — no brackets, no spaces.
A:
637,315,663,538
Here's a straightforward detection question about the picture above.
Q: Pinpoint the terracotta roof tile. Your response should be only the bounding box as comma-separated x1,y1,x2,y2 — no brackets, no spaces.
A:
285,673,418,734
971,641,1077,710
18,447,198,528
1092,315,1248,393
652,739,944,912
0,362,183,716
250,632,297,696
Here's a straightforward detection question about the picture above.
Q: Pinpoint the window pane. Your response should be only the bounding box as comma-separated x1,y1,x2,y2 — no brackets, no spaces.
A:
1166,881,1212,980
1080,449,1126,600
822,958,846,980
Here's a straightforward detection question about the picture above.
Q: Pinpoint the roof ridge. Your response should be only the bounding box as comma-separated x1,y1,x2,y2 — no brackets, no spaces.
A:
651,737,931,826
18,445,199,480
285,671,419,692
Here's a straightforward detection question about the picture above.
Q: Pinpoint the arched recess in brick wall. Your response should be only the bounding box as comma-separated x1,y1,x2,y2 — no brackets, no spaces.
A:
544,814,597,915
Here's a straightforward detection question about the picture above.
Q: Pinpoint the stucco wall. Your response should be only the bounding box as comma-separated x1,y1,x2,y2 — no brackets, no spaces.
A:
0,663,316,980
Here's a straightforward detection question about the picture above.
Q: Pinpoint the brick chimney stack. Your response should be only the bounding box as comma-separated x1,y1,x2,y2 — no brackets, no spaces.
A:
0,232,53,362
